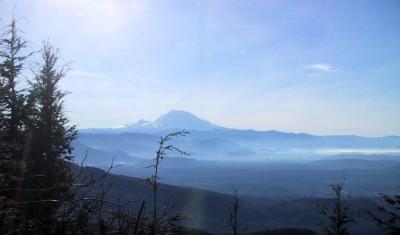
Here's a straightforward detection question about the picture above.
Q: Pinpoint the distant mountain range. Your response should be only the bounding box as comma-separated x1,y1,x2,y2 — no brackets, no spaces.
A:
80,110,400,139
82,110,225,133
76,110,400,162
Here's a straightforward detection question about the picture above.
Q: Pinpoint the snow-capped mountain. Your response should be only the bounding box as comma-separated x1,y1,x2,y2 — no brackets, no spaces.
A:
78,110,400,162
81,110,224,133
151,110,222,130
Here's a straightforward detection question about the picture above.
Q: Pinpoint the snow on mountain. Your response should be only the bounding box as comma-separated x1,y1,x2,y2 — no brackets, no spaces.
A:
151,110,222,131
81,110,224,133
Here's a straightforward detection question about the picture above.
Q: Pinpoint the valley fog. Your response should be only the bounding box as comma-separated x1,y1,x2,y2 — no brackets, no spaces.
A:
73,111,400,199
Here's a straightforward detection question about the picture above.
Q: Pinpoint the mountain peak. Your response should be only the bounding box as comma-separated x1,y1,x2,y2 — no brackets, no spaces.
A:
155,110,201,122
153,110,221,131
81,110,224,133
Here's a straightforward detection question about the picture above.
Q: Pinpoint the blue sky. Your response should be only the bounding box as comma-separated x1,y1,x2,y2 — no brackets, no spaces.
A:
1,0,399,136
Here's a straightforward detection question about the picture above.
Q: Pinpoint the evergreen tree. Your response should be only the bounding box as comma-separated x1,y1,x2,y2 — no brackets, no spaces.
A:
0,18,29,141
0,18,30,233
318,182,354,235
367,193,400,235
21,42,76,233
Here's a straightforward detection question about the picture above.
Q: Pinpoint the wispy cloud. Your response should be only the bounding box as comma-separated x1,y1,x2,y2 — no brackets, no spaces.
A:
306,63,335,72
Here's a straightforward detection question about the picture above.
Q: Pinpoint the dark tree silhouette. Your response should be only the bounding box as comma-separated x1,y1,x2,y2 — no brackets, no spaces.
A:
318,182,354,235
0,18,29,141
0,17,31,233
367,193,400,235
18,42,77,233
147,130,190,234
226,187,242,235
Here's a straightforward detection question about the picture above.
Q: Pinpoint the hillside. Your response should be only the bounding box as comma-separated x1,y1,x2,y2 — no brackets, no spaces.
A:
75,165,385,234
